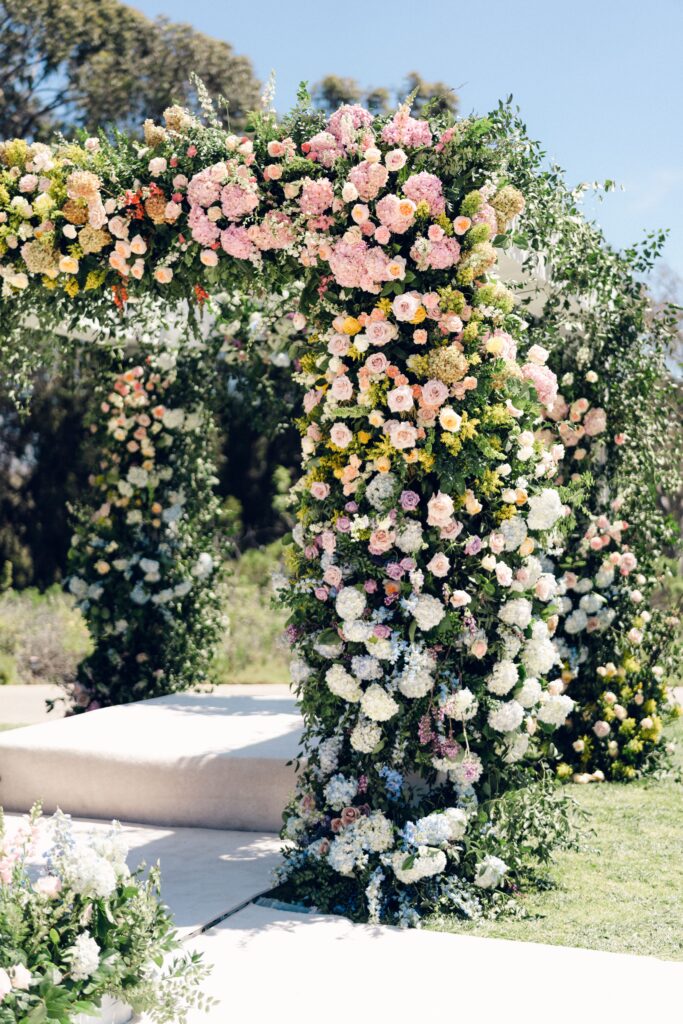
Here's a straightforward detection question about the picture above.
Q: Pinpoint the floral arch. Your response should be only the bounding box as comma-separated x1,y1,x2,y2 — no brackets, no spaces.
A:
0,90,679,923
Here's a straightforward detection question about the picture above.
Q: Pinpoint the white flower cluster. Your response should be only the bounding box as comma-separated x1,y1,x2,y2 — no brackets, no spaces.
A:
326,664,361,702
392,847,447,884
328,812,394,875
397,644,435,698
411,593,445,632
487,659,518,696
350,719,382,753
335,587,367,621
360,684,399,722
324,774,359,811
66,932,100,981
527,488,564,531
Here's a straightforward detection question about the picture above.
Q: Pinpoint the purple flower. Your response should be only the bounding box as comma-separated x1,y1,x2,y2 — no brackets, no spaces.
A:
400,490,420,511
364,579,378,593
373,624,391,639
336,516,351,533
385,562,404,580
345,501,359,513
464,536,483,556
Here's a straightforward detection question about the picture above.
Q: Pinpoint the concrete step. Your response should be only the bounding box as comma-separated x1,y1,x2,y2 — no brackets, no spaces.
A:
0,689,302,832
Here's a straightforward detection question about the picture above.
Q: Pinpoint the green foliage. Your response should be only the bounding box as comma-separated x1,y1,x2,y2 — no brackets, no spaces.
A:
0,0,260,139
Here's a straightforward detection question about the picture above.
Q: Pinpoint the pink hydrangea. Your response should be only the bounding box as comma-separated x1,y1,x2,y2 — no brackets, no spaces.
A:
187,168,222,208
221,225,257,260
327,104,375,144
584,407,607,436
221,182,259,221
472,202,498,237
188,205,220,246
410,236,460,271
327,239,396,293
522,362,558,409
247,211,295,251
381,105,433,148
299,177,334,217
403,172,445,216
305,131,344,167
376,194,416,234
348,161,389,201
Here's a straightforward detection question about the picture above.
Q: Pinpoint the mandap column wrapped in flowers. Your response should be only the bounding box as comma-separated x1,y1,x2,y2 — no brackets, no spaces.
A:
0,96,581,922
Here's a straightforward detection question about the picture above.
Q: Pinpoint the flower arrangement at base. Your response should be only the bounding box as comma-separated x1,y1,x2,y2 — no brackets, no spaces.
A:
66,334,225,712
0,806,212,1024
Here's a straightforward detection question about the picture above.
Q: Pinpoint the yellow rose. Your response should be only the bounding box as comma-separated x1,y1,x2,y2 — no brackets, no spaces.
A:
439,407,462,432
58,255,79,274
342,316,362,336
409,305,427,324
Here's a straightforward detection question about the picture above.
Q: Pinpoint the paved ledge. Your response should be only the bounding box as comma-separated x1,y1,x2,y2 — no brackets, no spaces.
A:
0,691,303,831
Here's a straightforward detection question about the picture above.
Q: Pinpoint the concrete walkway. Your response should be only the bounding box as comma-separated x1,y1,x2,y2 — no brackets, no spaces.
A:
165,904,683,1024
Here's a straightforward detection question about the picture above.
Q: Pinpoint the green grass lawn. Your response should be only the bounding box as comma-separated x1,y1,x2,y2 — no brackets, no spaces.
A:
429,718,683,960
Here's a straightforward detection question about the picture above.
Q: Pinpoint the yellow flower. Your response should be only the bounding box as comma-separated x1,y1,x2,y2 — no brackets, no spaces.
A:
375,456,391,473
358,431,371,444
59,255,79,274
496,504,517,522
85,270,106,290
409,305,427,325
342,316,362,336
94,559,110,575
439,407,461,432
64,278,80,297
42,276,58,290
441,433,463,456
376,298,392,315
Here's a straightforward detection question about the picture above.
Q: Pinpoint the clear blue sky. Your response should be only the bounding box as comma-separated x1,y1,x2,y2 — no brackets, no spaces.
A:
133,0,683,276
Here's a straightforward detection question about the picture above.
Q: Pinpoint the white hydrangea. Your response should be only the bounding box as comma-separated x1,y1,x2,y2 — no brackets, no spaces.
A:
527,488,564,531
324,774,358,811
343,620,374,643
350,719,382,753
361,684,399,722
289,657,312,684
580,592,605,614
327,812,394,875
564,608,588,634
503,732,530,763
318,736,342,774
351,655,382,680
499,516,528,551
366,636,394,659
335,587,367,621
488,700,525,733
517,677,543,708
412,594,445,631
595,565,615,588
365,472,397,508
474,855,508,889
442,687,478,721
498,598,533,629
397,645,435,698
395,521,424,553
522,631,558,677
62,846,117,899
67,933,100,981
413,807,468,845
325,664,361,702
537,692,574,727
392,847,447,884
487,660,519,696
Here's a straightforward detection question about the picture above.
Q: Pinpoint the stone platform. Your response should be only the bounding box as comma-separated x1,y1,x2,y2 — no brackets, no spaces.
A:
0,688,302,832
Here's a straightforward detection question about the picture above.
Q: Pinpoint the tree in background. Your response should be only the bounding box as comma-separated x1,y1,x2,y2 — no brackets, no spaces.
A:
0,0,261,138
312,71,458,118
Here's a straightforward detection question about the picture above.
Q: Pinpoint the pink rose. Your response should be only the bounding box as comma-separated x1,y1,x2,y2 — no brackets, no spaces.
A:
330,423,353,448
392,292,421,322
310,481,330,500
427,491,455,528
324,565,343,587
366,320,398,347
593,720,611,739
369,528,395,554
365,353,388,375
328,334,350,356
427,553,450,577
421,379,448,408
331,375,354,401
387,384,414,413
386,421,417,449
